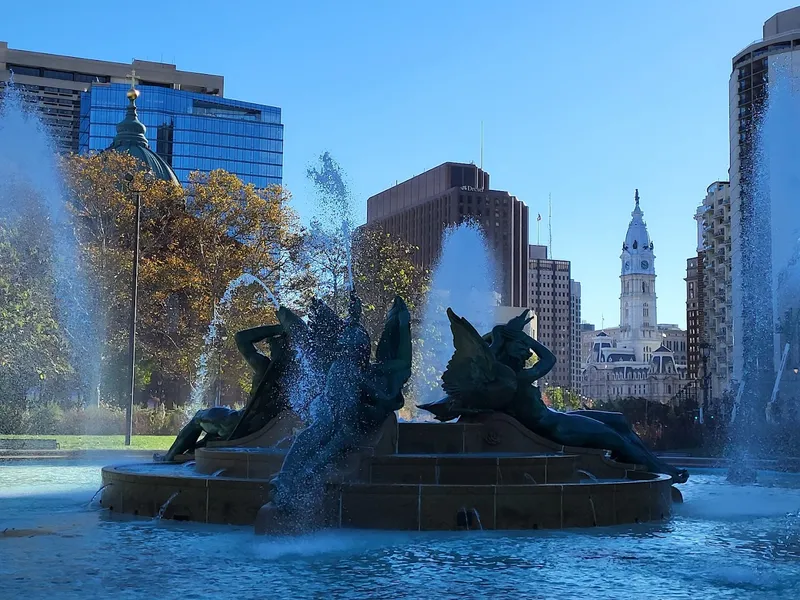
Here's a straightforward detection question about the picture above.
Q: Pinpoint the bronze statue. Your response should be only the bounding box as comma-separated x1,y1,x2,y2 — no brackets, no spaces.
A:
158,406,242,462
228,323,293,439
269,294,412,513
159,295,360,462
419,308,689,483
159,322,292,461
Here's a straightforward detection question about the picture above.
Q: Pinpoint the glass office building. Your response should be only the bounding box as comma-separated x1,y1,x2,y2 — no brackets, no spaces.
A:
79,83,283,187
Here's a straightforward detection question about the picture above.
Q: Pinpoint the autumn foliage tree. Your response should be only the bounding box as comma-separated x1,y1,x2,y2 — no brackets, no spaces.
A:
0,217,74,428
64,152,308,408
351,224,429,339
3,150,431,417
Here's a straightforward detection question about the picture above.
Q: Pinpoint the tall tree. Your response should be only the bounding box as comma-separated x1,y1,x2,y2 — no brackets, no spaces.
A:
0,218,72,416
351,224,429,339
64,154,309,407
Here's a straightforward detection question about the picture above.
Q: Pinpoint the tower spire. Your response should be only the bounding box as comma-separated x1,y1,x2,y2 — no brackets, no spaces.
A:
632,188,642,217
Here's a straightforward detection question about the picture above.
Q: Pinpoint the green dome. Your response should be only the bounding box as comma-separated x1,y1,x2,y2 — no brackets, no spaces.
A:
107,88,179,186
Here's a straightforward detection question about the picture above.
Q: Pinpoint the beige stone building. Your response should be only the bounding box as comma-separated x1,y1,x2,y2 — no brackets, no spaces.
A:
570,280,582,391
581,192,687,404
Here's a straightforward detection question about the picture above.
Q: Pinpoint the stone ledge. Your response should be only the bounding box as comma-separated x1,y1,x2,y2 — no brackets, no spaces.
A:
101,462,672,530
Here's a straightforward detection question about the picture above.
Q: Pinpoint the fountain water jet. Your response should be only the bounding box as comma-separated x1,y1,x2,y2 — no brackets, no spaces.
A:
0,83,99,403
729,56,800,475
306,151,356,301
188,273,279,414
155,491,180,520
87,483,111,507
411,222,498,411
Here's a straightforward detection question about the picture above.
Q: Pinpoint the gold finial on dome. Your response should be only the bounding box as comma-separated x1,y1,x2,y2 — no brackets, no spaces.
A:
125,69,140,100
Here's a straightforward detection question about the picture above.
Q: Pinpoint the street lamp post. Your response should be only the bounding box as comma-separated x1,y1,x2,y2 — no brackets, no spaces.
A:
123,171,151,446
215,333,228,407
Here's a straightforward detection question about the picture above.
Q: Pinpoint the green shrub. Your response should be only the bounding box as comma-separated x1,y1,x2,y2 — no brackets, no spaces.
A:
24,403,65,435
58,404,126,435
0,403,193,436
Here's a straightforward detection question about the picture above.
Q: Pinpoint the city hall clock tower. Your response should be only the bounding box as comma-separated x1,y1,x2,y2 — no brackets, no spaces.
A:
619,190,658,361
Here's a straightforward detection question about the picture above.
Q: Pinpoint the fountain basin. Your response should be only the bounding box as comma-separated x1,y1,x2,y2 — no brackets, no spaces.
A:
101,457,671,530
101,414,675,530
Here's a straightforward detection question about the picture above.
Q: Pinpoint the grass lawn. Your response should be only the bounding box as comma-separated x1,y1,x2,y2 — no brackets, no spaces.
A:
0,434,173,450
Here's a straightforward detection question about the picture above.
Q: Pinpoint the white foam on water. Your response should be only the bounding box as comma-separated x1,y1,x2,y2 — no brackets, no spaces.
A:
253,530,412,560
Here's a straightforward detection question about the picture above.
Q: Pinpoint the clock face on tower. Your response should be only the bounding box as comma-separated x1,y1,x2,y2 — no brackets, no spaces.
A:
641,260,649,270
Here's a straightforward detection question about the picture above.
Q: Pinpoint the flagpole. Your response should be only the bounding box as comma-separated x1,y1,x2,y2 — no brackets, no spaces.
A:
537,216,540,245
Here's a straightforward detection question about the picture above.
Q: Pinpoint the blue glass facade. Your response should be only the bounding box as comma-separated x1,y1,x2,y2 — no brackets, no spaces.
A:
79,84,283,187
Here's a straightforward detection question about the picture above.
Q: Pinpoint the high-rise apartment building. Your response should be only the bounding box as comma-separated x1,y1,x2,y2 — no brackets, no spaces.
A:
366,162,529,307
0,42,283,187
696,181,732,407
685,255,705,380
528,245,573,388
729,9,800,408
570,280,582,391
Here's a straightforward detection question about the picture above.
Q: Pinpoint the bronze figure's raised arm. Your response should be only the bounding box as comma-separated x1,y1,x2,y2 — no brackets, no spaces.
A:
158,318,295,461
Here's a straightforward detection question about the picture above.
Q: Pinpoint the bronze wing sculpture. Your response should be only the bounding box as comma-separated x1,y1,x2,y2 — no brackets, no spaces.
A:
418,308,518,421
359,296,413,423
274,299,343,378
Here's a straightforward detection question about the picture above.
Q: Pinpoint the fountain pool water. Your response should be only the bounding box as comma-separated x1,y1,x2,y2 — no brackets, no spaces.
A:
2,459,800,599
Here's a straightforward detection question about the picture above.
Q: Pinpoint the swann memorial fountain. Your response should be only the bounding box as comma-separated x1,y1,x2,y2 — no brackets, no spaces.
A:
100,292,684,532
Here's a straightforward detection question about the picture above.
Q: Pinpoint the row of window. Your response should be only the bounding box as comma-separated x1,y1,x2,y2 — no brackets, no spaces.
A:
85,120,284,152
86,107,285,139
175,159,282,177
84,137,283,171
172,168,280,188
88,84,281,123
8,63,111,83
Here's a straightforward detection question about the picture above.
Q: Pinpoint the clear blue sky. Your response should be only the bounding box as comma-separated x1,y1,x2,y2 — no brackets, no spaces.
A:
3,0,794,328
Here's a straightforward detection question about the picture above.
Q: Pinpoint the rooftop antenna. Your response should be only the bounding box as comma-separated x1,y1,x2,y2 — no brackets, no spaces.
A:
548,193,553,258
601,313,605,330
480,120,484,171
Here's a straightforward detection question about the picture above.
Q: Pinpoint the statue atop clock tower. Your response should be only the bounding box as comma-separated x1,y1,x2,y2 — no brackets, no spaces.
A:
619,189,657,361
